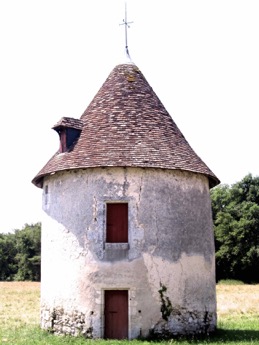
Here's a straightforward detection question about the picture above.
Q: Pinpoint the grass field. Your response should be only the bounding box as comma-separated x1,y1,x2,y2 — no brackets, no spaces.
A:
0,281,258,344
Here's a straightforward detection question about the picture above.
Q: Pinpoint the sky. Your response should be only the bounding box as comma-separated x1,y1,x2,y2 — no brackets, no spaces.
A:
0,0,258,233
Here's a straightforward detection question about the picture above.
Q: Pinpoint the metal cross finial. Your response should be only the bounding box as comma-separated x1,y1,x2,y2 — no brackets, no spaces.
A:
120,1,133,59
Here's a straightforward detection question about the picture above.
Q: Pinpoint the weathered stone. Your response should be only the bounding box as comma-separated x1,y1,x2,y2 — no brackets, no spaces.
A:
40,167,217,338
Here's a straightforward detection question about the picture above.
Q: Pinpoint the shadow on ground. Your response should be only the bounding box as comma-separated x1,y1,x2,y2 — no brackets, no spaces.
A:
211,328,259,342
144,329,259,343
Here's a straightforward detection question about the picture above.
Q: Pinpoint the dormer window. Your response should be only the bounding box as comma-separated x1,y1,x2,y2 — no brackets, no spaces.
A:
52,117,83,153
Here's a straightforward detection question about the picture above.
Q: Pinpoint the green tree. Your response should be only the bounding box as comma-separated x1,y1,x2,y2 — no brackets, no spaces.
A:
0,233,17,280
14,223,41,281
211,174,259,283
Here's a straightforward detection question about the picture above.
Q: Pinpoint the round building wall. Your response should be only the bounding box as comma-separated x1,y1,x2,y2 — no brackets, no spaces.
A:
40,167,216,339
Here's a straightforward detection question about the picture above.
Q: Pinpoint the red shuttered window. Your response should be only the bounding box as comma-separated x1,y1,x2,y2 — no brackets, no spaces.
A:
106,203,128,243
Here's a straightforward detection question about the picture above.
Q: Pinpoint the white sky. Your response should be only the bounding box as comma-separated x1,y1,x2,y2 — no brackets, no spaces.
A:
0,0,258,233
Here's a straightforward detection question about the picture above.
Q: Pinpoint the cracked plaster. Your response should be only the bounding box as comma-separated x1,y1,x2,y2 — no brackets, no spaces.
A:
41,166,216,338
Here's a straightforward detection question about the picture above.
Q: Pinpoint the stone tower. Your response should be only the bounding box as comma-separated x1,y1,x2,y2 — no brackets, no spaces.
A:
32,61,220,339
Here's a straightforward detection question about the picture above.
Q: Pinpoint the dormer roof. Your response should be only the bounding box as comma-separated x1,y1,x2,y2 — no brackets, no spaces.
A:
52,117,83,131
32,63,220,188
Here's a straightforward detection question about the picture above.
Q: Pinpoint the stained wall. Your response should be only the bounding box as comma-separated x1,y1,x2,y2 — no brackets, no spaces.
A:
40,167,216,338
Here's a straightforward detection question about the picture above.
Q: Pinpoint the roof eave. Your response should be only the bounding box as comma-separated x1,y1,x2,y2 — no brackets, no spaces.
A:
32,165,220,189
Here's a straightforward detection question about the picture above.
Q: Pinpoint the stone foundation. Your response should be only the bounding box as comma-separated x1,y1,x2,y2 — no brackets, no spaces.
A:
41,306,93,338
151,310,216,338
41,305,216,339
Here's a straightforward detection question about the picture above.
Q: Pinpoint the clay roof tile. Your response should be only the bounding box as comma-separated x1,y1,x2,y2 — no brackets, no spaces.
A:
32,63,220,188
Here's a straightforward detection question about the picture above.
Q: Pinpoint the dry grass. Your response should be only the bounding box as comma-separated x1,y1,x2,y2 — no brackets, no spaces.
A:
0,281,258,336
0,281,40,329
216,284,259,317
0,282,259,344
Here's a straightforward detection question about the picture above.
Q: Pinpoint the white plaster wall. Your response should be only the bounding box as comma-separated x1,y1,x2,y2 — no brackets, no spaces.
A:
41,167,216,338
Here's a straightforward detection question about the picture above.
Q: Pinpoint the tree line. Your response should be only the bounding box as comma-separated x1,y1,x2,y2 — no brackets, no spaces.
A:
0,223,41,281
0,174,258,282
211,173,259,283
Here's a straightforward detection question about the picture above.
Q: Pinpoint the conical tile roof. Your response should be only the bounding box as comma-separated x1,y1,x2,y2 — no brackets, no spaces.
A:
32,63,219,188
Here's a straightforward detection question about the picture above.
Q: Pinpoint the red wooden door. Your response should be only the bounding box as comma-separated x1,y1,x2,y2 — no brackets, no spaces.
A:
104,290,128,339
106,203,128,243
